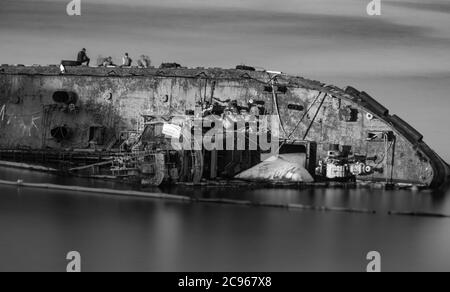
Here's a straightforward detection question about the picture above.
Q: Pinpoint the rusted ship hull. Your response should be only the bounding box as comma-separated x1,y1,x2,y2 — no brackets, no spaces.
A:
0,65,448,188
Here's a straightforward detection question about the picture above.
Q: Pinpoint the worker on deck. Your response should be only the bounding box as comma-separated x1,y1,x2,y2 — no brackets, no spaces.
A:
122,53,132,67
102,56,116,67
137,55,151,68
77,48,90,66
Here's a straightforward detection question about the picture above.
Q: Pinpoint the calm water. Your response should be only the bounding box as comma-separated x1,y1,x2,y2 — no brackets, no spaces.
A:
0,167,450,272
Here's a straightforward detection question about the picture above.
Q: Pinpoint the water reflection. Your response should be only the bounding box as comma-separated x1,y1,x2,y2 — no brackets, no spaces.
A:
0,167,449,271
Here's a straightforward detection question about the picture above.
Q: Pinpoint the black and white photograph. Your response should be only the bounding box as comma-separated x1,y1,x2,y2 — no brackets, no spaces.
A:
0,0,449,274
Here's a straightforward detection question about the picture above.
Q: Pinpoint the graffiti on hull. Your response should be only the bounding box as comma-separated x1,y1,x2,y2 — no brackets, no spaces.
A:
0,103,40,137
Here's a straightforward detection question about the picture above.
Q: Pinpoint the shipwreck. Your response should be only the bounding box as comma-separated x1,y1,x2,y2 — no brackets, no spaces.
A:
0,64,448,189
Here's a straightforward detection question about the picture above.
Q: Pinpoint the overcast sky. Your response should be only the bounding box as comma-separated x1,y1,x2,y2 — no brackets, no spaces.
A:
1,0,449,160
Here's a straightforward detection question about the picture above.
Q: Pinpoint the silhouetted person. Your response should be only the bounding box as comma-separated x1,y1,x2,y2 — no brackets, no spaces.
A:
122,53,132,67
77,48,90,66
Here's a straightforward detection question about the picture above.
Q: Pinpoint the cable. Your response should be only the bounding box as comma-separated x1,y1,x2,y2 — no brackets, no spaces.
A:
373,137,394,168
286,91,322,140
302,93,328,140
274,91,323,154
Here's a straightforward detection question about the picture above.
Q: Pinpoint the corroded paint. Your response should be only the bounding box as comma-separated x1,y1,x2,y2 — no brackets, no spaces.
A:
0,66,447,187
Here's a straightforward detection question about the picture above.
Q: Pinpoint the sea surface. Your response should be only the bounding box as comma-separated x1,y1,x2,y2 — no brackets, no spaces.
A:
0,166,449,272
